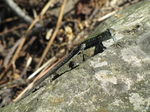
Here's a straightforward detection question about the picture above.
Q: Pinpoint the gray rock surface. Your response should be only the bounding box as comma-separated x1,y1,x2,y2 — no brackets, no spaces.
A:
1,0,150,111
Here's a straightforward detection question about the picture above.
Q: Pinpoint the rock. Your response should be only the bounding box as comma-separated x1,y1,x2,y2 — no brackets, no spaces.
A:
1,0,150,111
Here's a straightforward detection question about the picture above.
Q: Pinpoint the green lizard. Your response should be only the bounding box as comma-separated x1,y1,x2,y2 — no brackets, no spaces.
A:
14,29,115,102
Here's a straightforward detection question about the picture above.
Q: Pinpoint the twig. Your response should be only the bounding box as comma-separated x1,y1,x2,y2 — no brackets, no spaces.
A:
22,36,36,51
36,0,67,69
97,11,117,22
20,56,32,78
25,0,55,35
13,58,62,102
0,0,55,79
40,56,64,76
0,16,18,24
0,24,27,36
0,36,26,79
28,57,56,80
89,7,99,20
3,37,22,67
4,0,33,24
